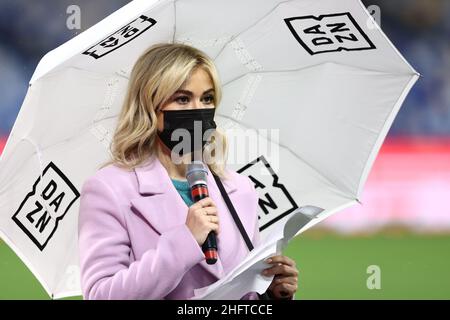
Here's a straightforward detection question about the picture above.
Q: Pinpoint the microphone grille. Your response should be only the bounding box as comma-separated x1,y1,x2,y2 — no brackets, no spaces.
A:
186,161,208,188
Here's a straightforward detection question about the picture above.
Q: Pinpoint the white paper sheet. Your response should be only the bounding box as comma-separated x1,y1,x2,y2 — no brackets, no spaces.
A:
191,205,324,300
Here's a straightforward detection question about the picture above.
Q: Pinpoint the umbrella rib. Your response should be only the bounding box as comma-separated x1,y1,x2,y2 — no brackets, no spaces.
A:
221,62,416,87
19,115,119,156
213,0,297,61
217,114,355,199
172,0,178,43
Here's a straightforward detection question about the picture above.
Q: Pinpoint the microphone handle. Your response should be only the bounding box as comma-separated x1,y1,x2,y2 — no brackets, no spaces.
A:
202,232,218,265
190,183,218,265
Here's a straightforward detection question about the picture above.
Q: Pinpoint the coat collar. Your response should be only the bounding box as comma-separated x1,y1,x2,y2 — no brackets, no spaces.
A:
130,155,237,281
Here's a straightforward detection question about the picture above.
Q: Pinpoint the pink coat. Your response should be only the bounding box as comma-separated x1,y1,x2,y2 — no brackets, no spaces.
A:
78,154,261,300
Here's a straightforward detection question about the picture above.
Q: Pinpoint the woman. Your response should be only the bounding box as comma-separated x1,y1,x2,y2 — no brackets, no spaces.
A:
78,43,299,300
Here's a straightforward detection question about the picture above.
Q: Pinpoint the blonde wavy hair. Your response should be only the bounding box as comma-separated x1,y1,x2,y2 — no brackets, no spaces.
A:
100,43,229,179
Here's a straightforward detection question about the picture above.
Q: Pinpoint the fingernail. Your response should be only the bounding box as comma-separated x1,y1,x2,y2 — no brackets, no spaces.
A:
266,258,272,263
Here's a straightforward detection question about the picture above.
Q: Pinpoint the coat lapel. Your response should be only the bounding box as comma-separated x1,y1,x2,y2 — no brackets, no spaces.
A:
130,155,237,281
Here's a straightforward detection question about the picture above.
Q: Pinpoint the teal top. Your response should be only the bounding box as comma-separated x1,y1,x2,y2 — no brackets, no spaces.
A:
171,179,194,207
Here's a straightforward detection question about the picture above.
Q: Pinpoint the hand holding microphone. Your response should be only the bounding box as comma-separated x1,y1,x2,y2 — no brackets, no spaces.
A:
185,197,219,248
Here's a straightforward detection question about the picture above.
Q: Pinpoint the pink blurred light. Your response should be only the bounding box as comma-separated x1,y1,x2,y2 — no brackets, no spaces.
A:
322,137,450,233
0,136,6,156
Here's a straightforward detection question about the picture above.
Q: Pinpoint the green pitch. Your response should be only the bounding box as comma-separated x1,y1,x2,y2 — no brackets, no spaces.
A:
1,232,449,299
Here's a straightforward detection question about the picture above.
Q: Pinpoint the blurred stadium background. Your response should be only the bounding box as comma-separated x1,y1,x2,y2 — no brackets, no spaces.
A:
0,0,449,299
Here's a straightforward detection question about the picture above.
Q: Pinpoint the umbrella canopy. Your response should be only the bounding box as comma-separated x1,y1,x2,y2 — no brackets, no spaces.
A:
0,0,418,298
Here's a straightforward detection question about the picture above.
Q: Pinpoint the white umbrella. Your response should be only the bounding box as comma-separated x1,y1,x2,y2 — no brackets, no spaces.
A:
0,0,418,298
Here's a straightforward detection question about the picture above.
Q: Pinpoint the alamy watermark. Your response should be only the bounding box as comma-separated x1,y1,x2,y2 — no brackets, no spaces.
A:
367,5,382,29
162,124,281,176
366,265,381,290
66,5,81,30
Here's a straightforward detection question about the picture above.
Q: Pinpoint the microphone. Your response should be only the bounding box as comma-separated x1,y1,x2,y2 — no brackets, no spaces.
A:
186,161,218,265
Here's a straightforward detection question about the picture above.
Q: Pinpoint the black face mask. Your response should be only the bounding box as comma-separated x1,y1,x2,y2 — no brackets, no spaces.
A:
157,108,217,157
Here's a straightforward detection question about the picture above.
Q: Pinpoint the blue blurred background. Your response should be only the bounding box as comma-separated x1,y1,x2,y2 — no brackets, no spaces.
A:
0,0,449,299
